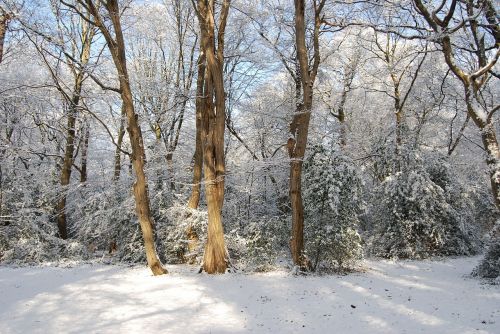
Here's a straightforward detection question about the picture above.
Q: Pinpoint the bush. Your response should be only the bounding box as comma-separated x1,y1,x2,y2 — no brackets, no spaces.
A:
368,153,478,259
303,145,363,272
473,221,500,280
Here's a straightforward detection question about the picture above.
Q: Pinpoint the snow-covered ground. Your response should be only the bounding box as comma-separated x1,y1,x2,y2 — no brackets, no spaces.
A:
0,257,498,334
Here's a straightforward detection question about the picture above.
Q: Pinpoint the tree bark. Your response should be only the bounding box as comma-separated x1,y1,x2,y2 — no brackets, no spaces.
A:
465,84,500,208
56,98,78,239
0,10,10,64
480,123,500,208
79,123,89,183
113,105,126,182
193,0,230,274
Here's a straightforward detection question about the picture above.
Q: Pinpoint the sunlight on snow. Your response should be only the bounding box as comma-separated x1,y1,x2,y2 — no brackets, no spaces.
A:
339,281,445,326
362,315,395,333
369,269,442,292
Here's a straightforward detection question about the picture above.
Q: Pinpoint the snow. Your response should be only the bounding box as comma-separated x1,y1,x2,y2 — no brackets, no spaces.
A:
0,257,499,334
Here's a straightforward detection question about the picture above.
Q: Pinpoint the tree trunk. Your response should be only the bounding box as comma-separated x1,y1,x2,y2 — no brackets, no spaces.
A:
0,11,10,64
338,104,346,148
193,0,230,274
80,123,89,183
166,152,175,190
466,84,500,208
56,90,80,239
289,155,306,265
480,123,500,208
122,84,167,275
391,71,404,172
187,55,205,209
288,0,323,269
81,0,167,275
113,105,126,182
51,11,95,239
413,0,499,209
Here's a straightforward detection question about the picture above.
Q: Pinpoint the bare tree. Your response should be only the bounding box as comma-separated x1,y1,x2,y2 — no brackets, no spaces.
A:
288,0,325,268
25,4,97,239
320,46,361,148
61,0,167,275
112,104,126,181
192,0,230,274
187,52,204,209
412,0,499,208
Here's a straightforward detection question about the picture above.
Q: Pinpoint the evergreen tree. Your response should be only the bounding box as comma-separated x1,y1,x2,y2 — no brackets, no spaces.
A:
303,144,363,272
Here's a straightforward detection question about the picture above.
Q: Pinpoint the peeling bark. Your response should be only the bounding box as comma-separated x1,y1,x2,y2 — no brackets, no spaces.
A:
193,0,230,274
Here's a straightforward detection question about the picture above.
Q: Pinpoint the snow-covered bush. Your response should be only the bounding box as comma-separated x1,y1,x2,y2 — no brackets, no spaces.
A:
368,153,478,259
155,203,207,264
0,167,89,264
234,216,289,271
72,181,143,262
473,221,500,281
74,180,206,265
0,218,89,264
303,145,363,272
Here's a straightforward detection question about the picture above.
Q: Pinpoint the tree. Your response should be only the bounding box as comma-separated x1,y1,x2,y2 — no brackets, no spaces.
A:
410,0,499,279
411,0,499,207
62,0,167,275
187,52,204,209
303,144,363,271
192,0,230,274
319,43,361,148
288,0,325,268
130,0,197,191
52,7,95,239
0,6,11,63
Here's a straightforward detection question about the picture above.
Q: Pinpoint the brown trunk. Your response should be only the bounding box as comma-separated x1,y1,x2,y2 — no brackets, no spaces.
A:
185,55,205,259
113,105,126,181
54,15,95,239
166,152,175,190
187,54,206,209
194,0,230,274
123,85,167,275
289,156,306,265
288,0,323,269
82,0,167,275
56,85,81,239
338,104,346,148
0,11,10,64
79,124,89,183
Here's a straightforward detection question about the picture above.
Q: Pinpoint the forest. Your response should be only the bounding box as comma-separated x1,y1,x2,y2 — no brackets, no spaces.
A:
0,0,500,334
0,0,499,331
